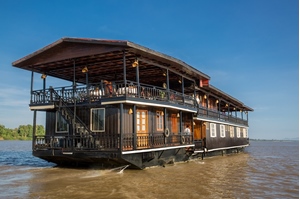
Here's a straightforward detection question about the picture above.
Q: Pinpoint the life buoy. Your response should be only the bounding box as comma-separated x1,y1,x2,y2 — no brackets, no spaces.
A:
164,128,170,137
181,136,185,144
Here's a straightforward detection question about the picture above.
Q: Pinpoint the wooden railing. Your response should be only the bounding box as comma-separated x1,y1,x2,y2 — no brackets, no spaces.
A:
30,80,248,125
34,133,194,152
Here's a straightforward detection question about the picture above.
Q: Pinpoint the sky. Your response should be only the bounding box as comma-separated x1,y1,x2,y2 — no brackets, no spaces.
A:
0,0,298,140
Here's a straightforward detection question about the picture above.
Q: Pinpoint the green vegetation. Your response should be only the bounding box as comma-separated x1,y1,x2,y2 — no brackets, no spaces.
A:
0,124,45,140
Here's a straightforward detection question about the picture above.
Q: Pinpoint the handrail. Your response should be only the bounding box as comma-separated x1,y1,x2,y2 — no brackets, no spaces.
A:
30,80,247,125
50,88,92,135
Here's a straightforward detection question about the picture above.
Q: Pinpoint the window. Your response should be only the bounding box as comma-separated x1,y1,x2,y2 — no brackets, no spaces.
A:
156,111,164,131
210,123,216,137
91,108,105,132
230,126,234,138
243,128,248,138
220,125,225,138
56,111,69,133
236,127,240,138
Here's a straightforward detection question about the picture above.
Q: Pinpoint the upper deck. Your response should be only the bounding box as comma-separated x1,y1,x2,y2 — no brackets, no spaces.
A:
12,37,252,125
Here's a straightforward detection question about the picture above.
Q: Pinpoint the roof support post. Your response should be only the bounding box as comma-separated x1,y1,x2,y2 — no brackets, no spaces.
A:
179,111,182,134
120,103,123,151
166,69,170,100
136,62,140,98
72,60,77,138
123,51,127,86
133,105,137,150
206,94,209,117
218,99,221,119
181,76,184,104
30,71,34,104
43,75,46,103
32,110,37,151
227,104,230,121
85,71,89,102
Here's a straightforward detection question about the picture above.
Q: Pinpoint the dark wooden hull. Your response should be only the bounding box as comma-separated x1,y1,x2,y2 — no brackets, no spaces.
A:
33,144,248,169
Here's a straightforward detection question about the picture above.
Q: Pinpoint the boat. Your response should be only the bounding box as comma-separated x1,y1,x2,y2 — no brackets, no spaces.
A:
12,37,253,169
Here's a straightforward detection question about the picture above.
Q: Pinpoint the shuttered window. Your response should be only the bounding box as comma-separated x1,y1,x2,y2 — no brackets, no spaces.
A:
236,127,241,138
230,126,234,138
220,125,225,138
210,123,216,137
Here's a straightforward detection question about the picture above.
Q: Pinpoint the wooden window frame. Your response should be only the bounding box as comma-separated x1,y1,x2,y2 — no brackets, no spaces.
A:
156,111,164,131
90,108,105,132
55,111,69,133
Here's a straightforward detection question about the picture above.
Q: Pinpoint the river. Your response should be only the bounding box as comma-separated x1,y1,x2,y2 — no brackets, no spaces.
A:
0,140,298,199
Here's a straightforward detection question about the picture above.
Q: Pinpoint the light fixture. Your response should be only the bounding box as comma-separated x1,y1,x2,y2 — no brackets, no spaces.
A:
162,72,166,76
233,107,236,110
225,104,228,107
177,113,180,117
132,58,139,67
216,99,219,104
178,79,182,84
41,74,47,79
162,83,167,89
193,122,196,125
204,95,207,99
129,108,133,114
82,66,88,73
161,111,164,116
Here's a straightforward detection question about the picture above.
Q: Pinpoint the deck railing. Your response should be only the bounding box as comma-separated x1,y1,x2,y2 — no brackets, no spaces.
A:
33,133,194,152
30,80,247,125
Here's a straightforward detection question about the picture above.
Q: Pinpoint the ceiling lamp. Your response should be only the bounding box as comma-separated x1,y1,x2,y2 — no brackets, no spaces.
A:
82,66,88,73
41,74,47,79
132,59,139,67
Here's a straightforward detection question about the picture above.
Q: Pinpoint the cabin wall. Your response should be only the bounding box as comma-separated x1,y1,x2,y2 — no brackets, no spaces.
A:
45,105,120,136
205,122,248,149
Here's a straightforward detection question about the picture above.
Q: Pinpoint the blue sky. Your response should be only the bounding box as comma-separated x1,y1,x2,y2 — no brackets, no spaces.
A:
0,0,298,140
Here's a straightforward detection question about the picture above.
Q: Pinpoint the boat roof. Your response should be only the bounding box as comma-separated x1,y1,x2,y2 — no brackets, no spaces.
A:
12,37,253,111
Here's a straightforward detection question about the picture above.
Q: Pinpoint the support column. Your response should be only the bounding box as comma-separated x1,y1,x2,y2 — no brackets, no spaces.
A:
30,71,34,104
43,76,46,103
166,69,170,100
133,105,137,150
120,103,123,151
73,60,77,138
136,63,140,98
123,51,127,85
32,110,37,151
179,111,182,134
181,76,184,104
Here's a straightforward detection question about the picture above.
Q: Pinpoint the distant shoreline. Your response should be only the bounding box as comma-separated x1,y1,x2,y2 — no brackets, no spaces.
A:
250,138,299,142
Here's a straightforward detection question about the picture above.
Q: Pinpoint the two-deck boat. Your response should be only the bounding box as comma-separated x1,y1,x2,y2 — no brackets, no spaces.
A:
12,38,253,169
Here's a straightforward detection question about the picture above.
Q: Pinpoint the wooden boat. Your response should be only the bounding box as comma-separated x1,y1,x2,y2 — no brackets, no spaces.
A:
12,38,253,169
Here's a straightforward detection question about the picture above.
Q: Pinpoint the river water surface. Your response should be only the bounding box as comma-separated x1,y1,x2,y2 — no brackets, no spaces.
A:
0,140,298,199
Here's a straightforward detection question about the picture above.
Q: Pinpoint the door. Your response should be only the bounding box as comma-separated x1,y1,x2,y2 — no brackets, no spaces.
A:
171,114,179,142
136,110,148,148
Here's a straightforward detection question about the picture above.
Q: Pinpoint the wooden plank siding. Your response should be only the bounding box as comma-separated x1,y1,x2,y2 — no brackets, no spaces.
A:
206,122,248,149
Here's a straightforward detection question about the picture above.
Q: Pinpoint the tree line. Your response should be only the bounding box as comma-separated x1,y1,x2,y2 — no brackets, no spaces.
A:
0,124,45,140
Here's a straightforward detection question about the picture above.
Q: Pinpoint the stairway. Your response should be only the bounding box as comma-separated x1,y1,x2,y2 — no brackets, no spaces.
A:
50,88,91,136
